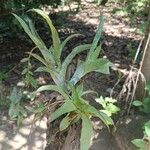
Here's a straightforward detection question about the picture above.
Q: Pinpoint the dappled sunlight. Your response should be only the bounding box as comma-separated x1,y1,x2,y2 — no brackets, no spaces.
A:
0,112,47,150
0,0,149,149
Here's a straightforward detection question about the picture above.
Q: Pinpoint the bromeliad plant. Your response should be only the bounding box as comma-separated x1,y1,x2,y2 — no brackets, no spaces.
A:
13,9,114,150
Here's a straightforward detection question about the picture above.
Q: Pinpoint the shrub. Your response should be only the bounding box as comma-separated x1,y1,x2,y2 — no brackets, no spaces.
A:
0,0,61,33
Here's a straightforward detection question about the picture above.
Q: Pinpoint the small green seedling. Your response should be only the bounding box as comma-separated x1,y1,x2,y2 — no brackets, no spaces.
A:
8,87,27,126
132,121,150,150
96,96,120,117
133,81,150,114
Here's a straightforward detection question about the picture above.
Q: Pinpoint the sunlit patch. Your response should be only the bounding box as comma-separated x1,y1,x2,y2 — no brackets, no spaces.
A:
37,76,46,85
0,131,6,141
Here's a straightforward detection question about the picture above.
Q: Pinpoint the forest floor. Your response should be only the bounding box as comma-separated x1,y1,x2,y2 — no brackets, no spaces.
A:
0,1,146,150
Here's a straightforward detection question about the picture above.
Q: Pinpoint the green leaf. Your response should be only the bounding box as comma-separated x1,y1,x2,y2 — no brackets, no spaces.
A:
9,87,22,103
89,45,101,60
35,67,52,73
95,96,107,108
87,15,104,59
30,9,61,63
9,103,19,119
145,81,150,92
12,14,31,36
50,72,65,87
30,9,60,49
25,73,38,88
21,58,28,63
60,115,72,131
142,98,150,113
51,100,76,122
69,83,80,101
133,100,143,107
80,114,93,150
22,68,28,75
132,139,147,149
100,110,112,117
76,83,84,97
13,13,54,64
17,113,24,126
104,97,117,103
27,52,48,66
69,63,84,85
99,111,114,126
95,59,113,74
105,103,120,115
82,90,98,97
70,58,112,85
23,15,46,47
145,121,150,137
60,34,82,58
60,44,91,80
29,102,46,113
86,104,114,126
37,85,69,100
9,102,26,124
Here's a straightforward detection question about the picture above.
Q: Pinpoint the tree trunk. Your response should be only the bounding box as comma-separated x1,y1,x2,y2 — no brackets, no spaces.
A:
136,4,150,99
141,9,150,80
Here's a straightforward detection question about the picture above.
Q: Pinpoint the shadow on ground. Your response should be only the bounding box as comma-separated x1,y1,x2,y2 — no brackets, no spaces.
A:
0,1,143,150
0,107,47,150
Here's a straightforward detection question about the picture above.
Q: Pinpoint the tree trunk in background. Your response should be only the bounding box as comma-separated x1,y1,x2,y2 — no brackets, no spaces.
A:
136,4,150,99
141,7,150,80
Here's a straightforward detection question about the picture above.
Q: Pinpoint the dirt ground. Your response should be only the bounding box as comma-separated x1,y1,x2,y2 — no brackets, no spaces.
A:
0,108,47,150
0,1,144,150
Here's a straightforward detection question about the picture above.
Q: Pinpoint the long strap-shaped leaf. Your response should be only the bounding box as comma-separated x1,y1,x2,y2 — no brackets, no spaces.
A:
13,14,54,64
26,16,55,63
86,104,114,128
35,66,65,87
60,44,91,79
70,58,111,85
35,66,52,73
30,9,61,63
60,34,82,57
37,85,69,100
89,45,101,60
27,52,48,66
51,100,76,122
24,15,45,46
87,15,104,60
80,114,93,150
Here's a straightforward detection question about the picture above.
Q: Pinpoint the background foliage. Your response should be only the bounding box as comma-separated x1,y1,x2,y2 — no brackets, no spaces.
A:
0,0,61,32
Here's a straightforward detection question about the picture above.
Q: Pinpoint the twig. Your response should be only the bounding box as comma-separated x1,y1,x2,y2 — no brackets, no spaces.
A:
110,74,126,97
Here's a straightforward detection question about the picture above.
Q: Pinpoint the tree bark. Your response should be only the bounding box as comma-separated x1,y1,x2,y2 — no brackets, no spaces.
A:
141,7,150,80
136,4,150,99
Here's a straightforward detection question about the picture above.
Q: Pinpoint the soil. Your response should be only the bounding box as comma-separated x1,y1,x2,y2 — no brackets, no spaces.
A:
0,1,146,150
